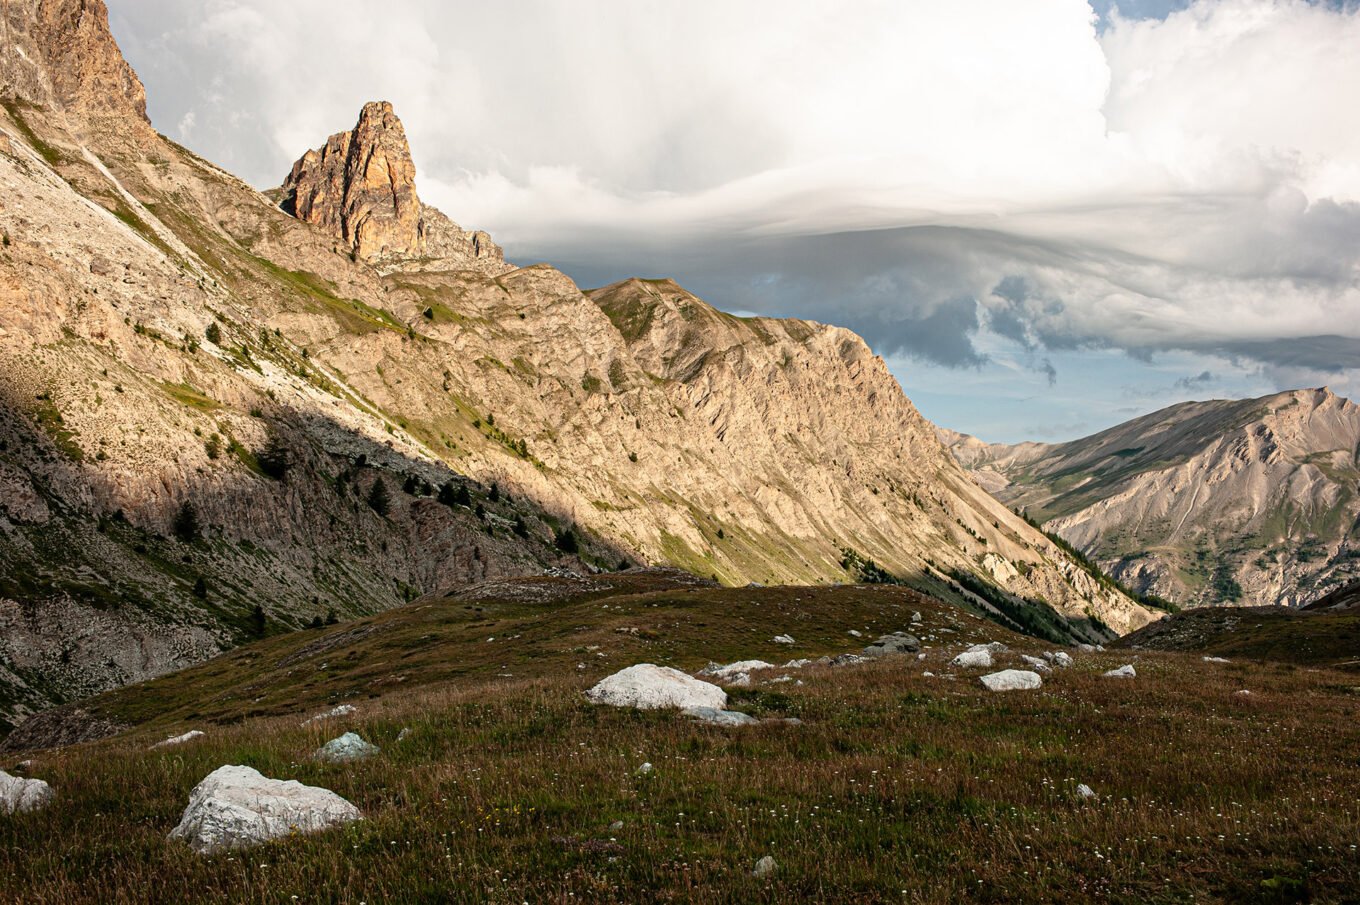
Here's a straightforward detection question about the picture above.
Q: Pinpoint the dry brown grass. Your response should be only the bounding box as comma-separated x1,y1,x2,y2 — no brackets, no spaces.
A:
2,583,1358,903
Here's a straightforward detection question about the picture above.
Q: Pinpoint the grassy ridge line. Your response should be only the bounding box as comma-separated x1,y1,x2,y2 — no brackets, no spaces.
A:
2,639,1357,902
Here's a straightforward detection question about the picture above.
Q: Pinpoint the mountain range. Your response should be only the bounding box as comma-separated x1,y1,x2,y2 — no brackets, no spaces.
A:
942,387,1360,608
0,0,1155,731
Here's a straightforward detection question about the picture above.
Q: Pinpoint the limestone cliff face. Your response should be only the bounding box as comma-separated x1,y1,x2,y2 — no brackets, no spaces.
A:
0,8,1154,730
279,101,506,274
0,0,148,124
943,389,1360,608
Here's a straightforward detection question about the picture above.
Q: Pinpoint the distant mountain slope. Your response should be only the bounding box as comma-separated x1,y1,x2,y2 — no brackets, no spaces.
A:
0,0,1151,729
942,389,1360,607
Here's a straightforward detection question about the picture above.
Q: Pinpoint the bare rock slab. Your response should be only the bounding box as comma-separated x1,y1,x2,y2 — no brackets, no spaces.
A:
862,632,920,657
683,707,758,727
586,664,726,710
979,669,1043,691
0,769,52,814
1103,664,1137,679
169,765,361,854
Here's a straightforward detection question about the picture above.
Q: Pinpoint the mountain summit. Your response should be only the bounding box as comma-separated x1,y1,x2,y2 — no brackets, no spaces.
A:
279,100,504,273
0,0,1152,729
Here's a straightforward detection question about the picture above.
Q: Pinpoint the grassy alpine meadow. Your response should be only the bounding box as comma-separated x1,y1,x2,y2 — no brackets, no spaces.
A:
2,579,1359,903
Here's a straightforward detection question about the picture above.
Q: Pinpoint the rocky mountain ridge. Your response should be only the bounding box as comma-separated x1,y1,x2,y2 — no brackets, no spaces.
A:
0,0,1153,730
942,388,1360,607
278,101,506,274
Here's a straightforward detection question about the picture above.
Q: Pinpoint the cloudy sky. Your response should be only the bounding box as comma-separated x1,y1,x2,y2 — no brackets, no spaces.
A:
108,0,1360,443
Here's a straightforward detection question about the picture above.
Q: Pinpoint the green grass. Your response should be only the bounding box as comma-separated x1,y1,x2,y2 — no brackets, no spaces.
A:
27,393,84,462
3,577,1359,902
158,382,221,412
0,98,65,167
251,257,407,335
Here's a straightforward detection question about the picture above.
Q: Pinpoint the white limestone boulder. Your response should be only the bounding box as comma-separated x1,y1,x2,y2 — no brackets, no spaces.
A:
1103,664,1136,679
683,707,759,727
698,660,775,682
168,765,361,854
315,732,379,763
951,647,994,669
979,669,1043,691
0,769,52,814
586,664,727,711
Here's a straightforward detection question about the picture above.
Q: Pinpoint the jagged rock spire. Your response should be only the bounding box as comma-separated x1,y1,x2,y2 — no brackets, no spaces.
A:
280,101,506,273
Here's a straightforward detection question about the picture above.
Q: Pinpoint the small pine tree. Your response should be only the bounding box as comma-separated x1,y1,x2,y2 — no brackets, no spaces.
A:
308,615,324,629
192,576,208,599
555,526,580,555
475,502,486,520
489,482,500,503
512,515,530,539
367,476,390,516
455,483,472,506
204,433,222,460
258,435,291,479
205,321,222,345
173,501,201,543
325,608,339,625
248,604,267,638
402,475,418,495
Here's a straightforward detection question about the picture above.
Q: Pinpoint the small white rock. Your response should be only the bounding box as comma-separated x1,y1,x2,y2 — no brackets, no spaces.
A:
1020,655,1051,672
1103,664,1136,679
847,630,862,638
302,703,357,726
1051,652,1074,668
753,855,778,877
636,762,654,775
951,649,994,669
1076,783,1097,800
772,634,796,645
1203,656,1231,663
152,730,205,749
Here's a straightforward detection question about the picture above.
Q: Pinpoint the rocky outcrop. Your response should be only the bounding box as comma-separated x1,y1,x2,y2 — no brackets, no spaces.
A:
0,0,148,124
280,101,506,273
168,765,361,854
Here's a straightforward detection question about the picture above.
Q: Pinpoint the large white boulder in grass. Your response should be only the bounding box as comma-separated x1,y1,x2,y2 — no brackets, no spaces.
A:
1103,664,1136,679
0,770,53,814
586,664,726,711
169,765,361,854
979,669,1043,691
